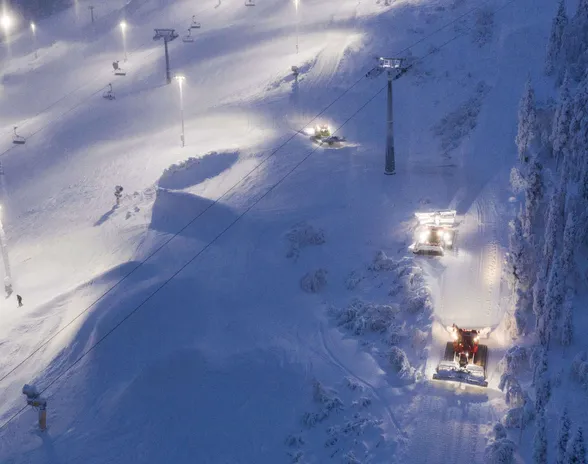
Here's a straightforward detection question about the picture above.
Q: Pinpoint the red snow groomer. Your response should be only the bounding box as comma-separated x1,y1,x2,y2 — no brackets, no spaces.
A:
433,324,489,387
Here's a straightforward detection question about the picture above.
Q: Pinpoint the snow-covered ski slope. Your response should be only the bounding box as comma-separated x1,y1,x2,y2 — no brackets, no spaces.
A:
0,0,559,462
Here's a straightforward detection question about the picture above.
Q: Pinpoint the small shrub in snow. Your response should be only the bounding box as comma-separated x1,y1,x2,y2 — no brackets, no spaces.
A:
345,377,365,392
286,222,325,259
484,438,516,464
285,434,305,447
300,269,327,293
351,396,372,409
472,7,494,47
345,270,364,290
303,380,344,428
388,346,415,380
369,250,397,271
287,450,304,463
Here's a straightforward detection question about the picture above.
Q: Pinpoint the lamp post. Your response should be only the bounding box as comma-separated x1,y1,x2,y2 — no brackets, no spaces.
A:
30,22,37,59
0,13,13,59
119,20,127,62
294,0,299,54
175,75,185,147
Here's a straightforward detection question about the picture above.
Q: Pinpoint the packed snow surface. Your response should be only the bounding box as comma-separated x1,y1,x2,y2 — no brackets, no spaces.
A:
0,0,568,462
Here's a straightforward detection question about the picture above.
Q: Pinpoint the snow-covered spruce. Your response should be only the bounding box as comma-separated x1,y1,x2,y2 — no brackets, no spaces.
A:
516,77,538,165
484,437,516,464
551,72,573,166
387,346,415,381
556,408,571,464
571,351,588,390
566,426,587,464
560,291,573,346
300,269,327,293
286,222,325,259
545,0,568,76
533,410,548,464
498,373,525,408
499,345,528,376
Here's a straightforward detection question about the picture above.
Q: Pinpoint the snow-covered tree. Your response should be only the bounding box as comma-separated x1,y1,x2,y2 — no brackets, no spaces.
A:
544,256,566,343
533,410,548,464
558,0,588,83
566,427,586,464
543,181,566,271
532,347,548,386
567,73,588,182
523,159,544,237
505,212,534,290
557,408,572,464
561,292,573,346
516,78,538,164
551,73,573,168
560,213,577,288
535,370,551,413
546,0,569,76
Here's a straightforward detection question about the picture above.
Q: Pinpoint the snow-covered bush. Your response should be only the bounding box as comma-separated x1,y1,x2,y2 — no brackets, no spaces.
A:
484,438,516,464
369,250,398,271
286,222,325,259
387,346,415,380
300,269,327,293
472,6,494,47
330,299,400,336
303,380,343,428
345,270,364,290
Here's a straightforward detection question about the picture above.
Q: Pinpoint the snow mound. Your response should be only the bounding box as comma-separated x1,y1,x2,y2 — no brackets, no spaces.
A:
286,222,326,259
300,269,328,293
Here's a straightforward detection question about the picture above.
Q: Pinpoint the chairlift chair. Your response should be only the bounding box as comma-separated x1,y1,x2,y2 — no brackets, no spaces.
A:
112,60,126,76
190,16,201,28
103,83,115,100
182,29,194,43
245,0,255,5
12,126,25,145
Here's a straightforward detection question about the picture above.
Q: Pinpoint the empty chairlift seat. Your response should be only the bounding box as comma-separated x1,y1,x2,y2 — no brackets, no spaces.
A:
12,127,25,145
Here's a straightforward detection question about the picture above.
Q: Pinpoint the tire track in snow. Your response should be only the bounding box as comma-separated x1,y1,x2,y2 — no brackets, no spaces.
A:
317,322,407,438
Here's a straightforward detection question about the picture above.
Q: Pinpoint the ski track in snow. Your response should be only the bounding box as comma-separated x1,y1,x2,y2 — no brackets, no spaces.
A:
318,321,406,438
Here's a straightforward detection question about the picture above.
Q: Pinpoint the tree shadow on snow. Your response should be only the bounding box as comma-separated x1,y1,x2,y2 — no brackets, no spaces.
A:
157,152,239,190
